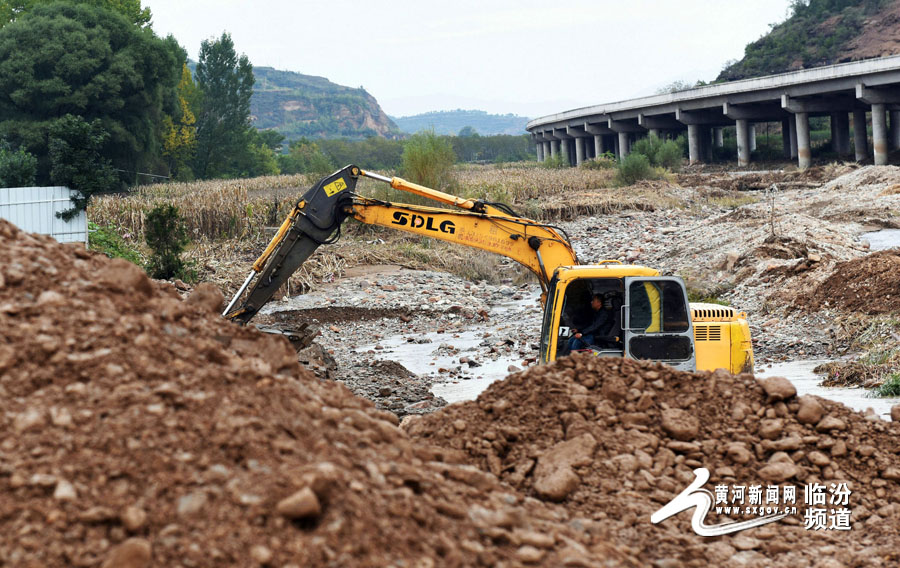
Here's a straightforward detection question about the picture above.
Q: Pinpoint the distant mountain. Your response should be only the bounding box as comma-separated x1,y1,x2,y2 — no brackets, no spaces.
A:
249,67,399,141
719,0,900,81
391,110,529,136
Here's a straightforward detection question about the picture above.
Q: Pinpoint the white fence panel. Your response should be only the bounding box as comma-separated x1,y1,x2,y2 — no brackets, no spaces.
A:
0,186,87,244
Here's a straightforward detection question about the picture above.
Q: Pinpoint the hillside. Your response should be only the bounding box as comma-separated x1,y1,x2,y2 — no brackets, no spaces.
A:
718,0,900,81
391,109,528,136
250,66,399,141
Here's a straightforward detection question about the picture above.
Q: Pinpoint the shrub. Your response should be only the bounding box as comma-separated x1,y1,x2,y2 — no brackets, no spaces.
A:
630,135,684,172
145,204,190,280
872,373,900,397
656,140,684,171
402,130,456,190
0,143,37,187
539,153,569,169
615,153,653,185
580,153,617,170
88,222,142,265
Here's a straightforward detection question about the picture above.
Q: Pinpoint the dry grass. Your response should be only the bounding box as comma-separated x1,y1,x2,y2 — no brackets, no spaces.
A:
91,174,313,243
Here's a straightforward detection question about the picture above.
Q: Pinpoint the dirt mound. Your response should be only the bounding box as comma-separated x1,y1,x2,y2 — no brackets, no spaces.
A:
0,220,640,567
405,354,900,566
795,251,900,314
677,166,851,193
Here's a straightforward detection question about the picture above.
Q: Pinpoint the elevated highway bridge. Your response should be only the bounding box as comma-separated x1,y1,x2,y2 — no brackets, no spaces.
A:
526,55,900,169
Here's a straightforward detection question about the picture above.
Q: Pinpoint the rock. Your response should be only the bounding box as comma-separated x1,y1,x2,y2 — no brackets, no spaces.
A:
177,491,208,516
726,443,753,464
796,396,825,425
452,419,467,432
13,408,46,433
49,406,73,427
771,436,802,451
807,451,831,467
831,440,848,457
53,479,77,501
724,251,740,271
758,462,798,482
882,468,900,481
121,506,147,532
660,408,699,441
758,376,796,401
276,487,321,519
815,416,847,432
891,404,900,423
758,419,784,440
250,545,273,564
99,258,154,296
507,365,521,373
186,283,224,314
533,434,596,502
516,545,545,564
101,538,152,568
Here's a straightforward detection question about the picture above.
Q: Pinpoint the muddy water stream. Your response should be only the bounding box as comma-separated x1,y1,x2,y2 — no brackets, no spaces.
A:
357,294,541,404
861,229,900,251
756,360,899,420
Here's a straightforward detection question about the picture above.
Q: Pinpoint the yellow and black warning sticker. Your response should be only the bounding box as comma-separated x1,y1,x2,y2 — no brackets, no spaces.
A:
323,178,348,197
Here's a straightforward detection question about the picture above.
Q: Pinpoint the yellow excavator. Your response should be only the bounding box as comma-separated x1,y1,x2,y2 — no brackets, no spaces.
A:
223,165,753,374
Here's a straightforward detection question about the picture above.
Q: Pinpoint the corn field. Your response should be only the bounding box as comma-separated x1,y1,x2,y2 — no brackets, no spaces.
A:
90,174,313,242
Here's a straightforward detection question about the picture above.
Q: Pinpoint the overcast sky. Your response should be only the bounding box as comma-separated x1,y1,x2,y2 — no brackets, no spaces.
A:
147,0,795,119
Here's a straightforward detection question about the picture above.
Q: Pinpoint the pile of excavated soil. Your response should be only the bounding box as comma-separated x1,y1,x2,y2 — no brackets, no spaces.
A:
405,354,900,567
0,220,640,567
795,250,900,314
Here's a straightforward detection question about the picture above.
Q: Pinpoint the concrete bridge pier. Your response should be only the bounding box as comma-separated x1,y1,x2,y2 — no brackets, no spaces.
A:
594,135,603,157
550,140,559,159
853,109,869,161
535,142,544,162
891,111,900,150
781,119,792,157
796,112,811,169
749,124,757,151
687,124,702,164
574,137,585,166
872,103,889,165
831,113,851,154
789,119,798,159
543,141,551,162
703,127,714,162
714,127,724,147
736,119,751,167
618,132,630,158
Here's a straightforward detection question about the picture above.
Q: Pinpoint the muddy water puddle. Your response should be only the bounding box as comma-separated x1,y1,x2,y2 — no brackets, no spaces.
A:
357,294,540,404
861,229,900,251
757,359,899,420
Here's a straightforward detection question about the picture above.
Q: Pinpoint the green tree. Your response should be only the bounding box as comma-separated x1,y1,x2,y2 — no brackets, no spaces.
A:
1,0,152,28
0,142,37,187
278,138,334,177
144,203,189,280
48,114,117,220
401,130,456,190
0,2,180,183
192,32,255,179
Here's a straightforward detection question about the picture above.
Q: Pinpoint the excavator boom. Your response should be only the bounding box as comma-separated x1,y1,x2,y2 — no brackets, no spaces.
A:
223,165,577,325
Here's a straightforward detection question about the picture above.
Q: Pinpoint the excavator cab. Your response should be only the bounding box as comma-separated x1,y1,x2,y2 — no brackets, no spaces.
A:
540,267,696,371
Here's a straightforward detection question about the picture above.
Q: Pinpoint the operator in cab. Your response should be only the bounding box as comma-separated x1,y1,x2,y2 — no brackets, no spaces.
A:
567,294,616,352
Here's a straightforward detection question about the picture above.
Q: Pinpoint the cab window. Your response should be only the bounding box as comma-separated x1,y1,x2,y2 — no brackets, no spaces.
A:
628,280,689,333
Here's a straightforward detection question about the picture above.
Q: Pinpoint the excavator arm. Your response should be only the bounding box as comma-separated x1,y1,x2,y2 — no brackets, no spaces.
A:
223,165,578,325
